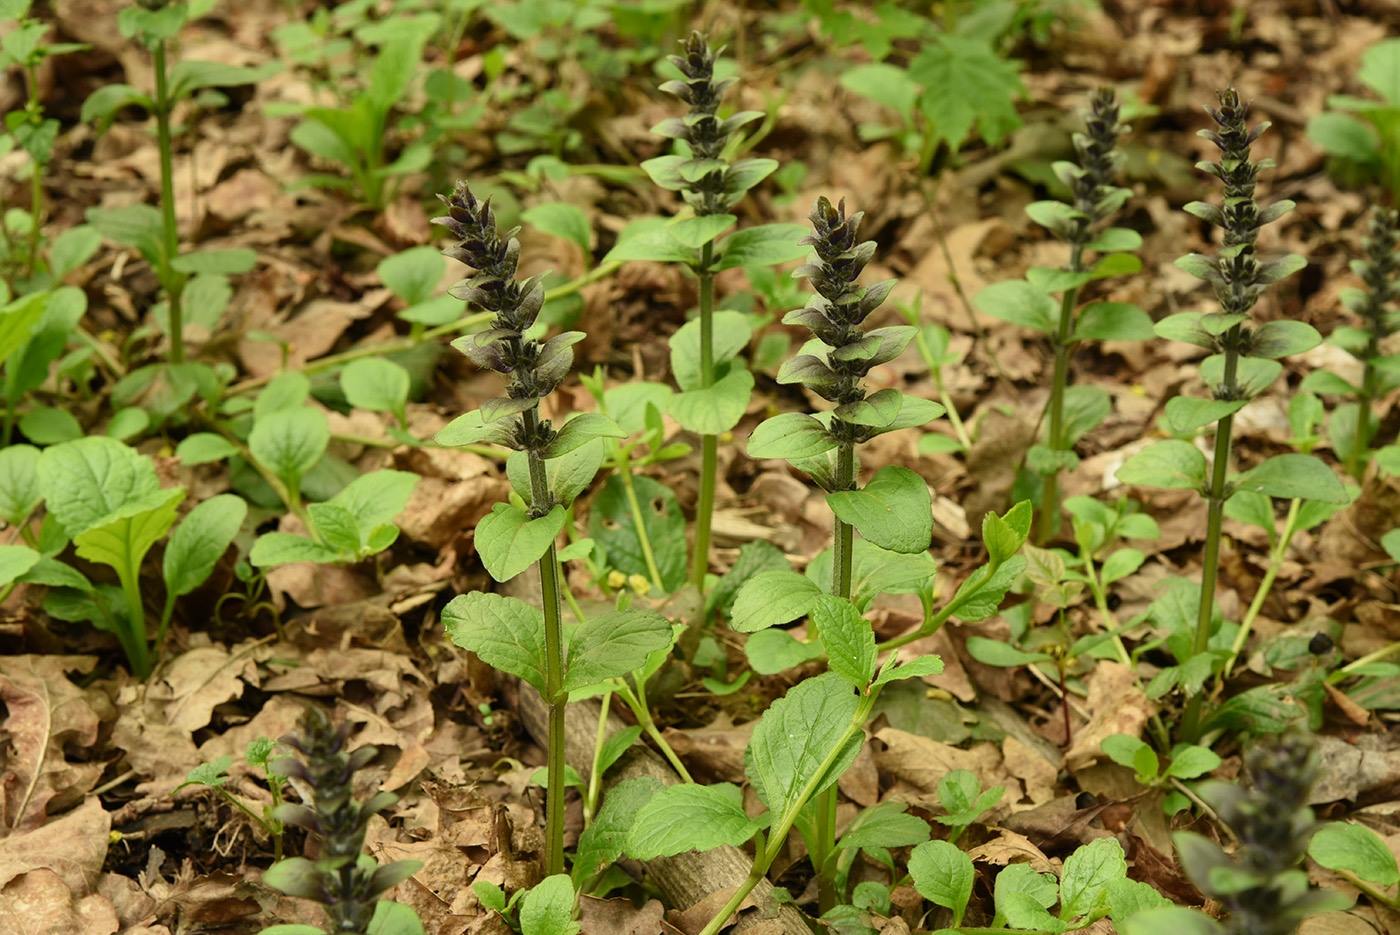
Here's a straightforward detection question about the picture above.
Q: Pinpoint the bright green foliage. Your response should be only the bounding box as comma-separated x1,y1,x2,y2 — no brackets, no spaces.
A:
574,777,660,885
1307,38,1400,200
933,769,1004,844
519,875,580,935
625,783,769,859
1308,822,1400,887
825,465,933,554
250,470,418,567
476,504,567,582
746,674,862,818
910,840,975,927
340,358,411,426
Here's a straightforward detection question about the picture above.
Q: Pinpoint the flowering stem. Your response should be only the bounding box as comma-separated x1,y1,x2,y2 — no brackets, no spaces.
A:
153,38,185,364
1038,245,1085,545
690,240,717,591
524,407,566,876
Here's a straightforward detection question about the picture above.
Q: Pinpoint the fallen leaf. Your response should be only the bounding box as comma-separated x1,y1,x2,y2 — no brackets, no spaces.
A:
1063,662,1151,772
0,869,119,935
0,796,111,896
0,655,110,831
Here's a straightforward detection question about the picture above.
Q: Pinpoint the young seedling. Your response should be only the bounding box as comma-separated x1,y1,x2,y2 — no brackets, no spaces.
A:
1115,89,1346,741
1309,820,1400,911
259,706,425,935
1307,37,1400,202
432,182,671,878
1300,207,1400,478
175,737,292,860
1099,733,1221,816
974,88,1151,542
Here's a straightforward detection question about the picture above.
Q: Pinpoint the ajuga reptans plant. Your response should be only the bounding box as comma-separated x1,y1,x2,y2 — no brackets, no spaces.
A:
1116,90,1346,740
640,31,798,591
1301,206,1400,478
975,87,1151,543
261,706,423,935
1170,733,1346,934
433,182,670,878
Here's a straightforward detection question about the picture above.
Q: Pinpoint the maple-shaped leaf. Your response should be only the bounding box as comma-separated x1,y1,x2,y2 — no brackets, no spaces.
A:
909,36,1025,151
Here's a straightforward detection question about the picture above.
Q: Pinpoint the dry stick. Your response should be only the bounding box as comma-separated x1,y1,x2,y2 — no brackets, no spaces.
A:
516,688,811,934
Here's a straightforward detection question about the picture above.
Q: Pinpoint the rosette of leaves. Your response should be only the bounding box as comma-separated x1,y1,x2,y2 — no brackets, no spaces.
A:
974,87,1152,543
1124,733,1348,935
432,182,670,878
609,31,810,589
260,706,425,935
1115,89,1347,740
1301,206,1400,478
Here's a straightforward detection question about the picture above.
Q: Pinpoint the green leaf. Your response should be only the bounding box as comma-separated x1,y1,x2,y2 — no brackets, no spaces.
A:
435,409,514,448
542,413,625,458
254,371,311,420
0,292,47,362
1360,37,1400,105
745,628,825,674
909,840,974,927
378,246,445,305
670,213,736,249
18,406,82,444
506,439,604,512
713,223,810,271
174,754,233,792
367,901,424,935
443,592,549,695
840,63,919,123
670,311,752,389
1164,397,1247,433
972,279,1056,334
1308,822,1400,886
170,248,257,275
595,725,644,779
745,673,861,817
1164,744,1221,780
838,800,931,851
1307,112,1381,164
1237,454,1347,503
86,204,165,266
1105,877,1172,923
562,608,673,692
573,777,661,884
1073,302,1154,342
38,436,161,537
163,494,247,598
1250,320,1321,359
518,874,579,935
604,215,694,263
1116,440,1207,491
669,367,754,435
730,569,824,633
826,465,932,554
248,407,329,487
908,35,1024,149
871,653,943,689
813,595,877,688
747,412,837,460
74,487,184,586
523,203,591,253
341,358,410,418
1119,907,1224,935
965,637,1052,667
476,503,566,582
1100,548,1145,586
325,469,418,532
248,532,342,567
985,501,1032,563
994,863,1061,930
588,474,686,593
0,545,41,588
626,782,768,860
0,444,42,527
1059,838,1127,922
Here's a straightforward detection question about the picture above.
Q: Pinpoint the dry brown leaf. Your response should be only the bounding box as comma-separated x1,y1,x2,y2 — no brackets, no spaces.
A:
661,713,754,784
580,895,675,935
965,828,1056,874
0,869,119,935
148,642,259,733
237,300,369,377
1003,735,1059,807
0,796,111,896
873,728,1008,797
1063,662,1151,772
0,655,110,831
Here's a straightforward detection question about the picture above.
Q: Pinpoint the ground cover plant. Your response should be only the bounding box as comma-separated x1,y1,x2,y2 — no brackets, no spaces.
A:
2,1,1400,935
